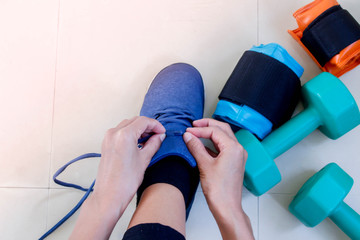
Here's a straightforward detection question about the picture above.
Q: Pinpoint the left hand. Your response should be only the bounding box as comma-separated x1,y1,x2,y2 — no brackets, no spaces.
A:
70,116,165,240
92,116,165,218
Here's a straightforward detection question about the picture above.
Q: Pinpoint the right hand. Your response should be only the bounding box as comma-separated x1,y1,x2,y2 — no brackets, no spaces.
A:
183,118,247,211
183,118,254,240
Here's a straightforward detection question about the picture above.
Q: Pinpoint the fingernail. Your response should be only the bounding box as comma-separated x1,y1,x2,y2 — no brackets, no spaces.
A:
183,132,192,143
160,133,166,142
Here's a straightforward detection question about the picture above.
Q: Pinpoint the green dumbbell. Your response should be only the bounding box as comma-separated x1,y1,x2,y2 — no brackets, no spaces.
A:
236,72,360,196
289,163,360,239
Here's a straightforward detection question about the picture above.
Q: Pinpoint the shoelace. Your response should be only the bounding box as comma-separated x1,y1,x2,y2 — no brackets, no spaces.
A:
39,153,100,240
154,107,196,128
39,109,196,239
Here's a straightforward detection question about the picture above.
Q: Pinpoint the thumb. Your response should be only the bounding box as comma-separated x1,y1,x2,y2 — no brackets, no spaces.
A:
183,132,212,168
141,133,166,161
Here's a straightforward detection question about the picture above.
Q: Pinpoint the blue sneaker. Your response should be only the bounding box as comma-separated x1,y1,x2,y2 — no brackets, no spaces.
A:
140,63,204,167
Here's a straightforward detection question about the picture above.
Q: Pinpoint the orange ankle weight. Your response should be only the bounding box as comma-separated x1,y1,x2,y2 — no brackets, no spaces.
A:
289,0,360,77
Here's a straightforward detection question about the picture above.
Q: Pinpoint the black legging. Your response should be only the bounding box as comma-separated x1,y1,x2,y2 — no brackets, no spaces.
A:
123,223,185,240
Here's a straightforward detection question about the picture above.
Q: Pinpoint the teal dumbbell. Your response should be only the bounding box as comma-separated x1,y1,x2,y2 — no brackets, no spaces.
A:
289,163,360,239
236,72,360,196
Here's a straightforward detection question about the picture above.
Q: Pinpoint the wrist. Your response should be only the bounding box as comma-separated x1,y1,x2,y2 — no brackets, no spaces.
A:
91,177,137,220
86,192,126,224
69,193,125,240
208,197,245,222
206,190,242,214
206,195,254,240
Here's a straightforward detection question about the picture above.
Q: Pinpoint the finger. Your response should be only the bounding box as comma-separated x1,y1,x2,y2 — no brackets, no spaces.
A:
186,126,235,152
193,118,236,140
140,133,166,162
129,116,166,139
183,132,213,168
192,118,211,127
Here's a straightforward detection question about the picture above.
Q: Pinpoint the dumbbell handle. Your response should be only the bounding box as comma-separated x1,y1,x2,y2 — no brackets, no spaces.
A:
329,201,360,239
261,106,321,159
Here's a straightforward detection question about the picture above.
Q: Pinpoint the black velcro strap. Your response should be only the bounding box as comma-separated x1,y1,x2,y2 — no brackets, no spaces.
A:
301,6,360,66
219,51,301,128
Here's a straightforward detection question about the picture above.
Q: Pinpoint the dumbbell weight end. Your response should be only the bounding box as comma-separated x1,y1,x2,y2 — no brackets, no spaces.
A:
330,201,360,240
236,106,322,196
235,129,282,196
259,72,360,160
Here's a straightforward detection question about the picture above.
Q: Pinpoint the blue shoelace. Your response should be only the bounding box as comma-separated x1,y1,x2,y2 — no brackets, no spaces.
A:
154,107,196,128
39,109,195,239
39,153,100,240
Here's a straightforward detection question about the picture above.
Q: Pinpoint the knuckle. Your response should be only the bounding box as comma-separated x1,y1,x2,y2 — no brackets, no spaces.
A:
212,125,222,133
223,122,232,132
109,128,128,142
218,120,229,128
137,116,148,122
128,116,139,124
231,142,244,153
118,127,130,137
121,118,130,124
105,128,116,136
129,116,138,122
237,143,245,151
216,121,233,135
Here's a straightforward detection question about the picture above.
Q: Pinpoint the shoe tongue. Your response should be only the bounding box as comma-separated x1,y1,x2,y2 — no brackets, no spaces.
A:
155,107,195,130
161,122,189,132
165,129,185,136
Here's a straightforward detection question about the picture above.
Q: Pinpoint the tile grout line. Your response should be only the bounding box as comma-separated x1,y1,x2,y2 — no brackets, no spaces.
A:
0,186,67,189
257,0,259,45
45,0,61,231
0,186,49,189
257,196,260,240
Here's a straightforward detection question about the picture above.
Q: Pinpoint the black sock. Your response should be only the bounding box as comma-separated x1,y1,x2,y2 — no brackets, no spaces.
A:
137,156,199,216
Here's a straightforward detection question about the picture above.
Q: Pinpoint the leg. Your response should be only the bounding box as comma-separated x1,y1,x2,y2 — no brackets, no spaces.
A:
128,183,186,236
123,156,199,240
123,63,204,239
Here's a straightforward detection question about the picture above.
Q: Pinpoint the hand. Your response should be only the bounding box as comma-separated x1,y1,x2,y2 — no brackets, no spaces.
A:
70,116,165,240
93,116,166,216
183,118,246,209
183,118,254,240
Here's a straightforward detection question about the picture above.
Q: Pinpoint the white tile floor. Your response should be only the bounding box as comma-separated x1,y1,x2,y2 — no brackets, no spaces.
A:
0,0,359,239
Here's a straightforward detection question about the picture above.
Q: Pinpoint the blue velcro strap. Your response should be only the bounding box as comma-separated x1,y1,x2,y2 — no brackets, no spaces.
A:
213,100,272,139
301,5,360,66
250,43,304,78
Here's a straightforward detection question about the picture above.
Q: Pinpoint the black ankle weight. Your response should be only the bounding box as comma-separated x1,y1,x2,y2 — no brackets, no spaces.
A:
219,51,301,128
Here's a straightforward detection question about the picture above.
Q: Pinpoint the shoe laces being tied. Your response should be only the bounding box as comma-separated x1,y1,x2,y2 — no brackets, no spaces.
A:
154,107,196,136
